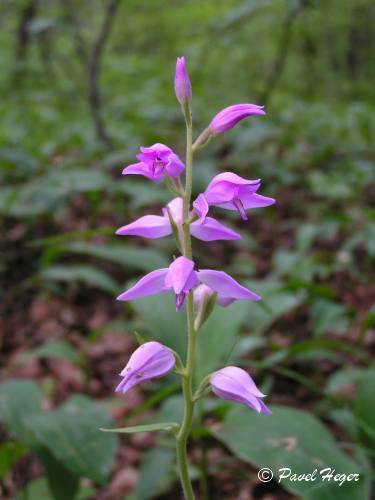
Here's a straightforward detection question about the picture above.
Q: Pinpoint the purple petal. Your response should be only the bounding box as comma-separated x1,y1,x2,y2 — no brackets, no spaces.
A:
122,162,154,180
174,56,192,104
207,172,261,187
117,268,169,301
165,153,185,177
211,384,262,412
116,215,171,239
240,193,276,209
210,366,270,414
193,284,214,305
163,197,183,223
209,104,266,135
165,256,198,294
204,173,261,205
212,366,265,398
198,270,261,302
116,341,175,393
193,193,209,222
191,217,241,241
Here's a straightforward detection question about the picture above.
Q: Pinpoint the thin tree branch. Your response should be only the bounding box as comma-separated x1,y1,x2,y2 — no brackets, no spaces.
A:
258,0,310,106
59,0,121,145
87,0,121,146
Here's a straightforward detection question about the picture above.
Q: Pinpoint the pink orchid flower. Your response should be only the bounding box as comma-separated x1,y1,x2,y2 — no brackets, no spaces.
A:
117,256,260,311
210,366,271,415
197,172,275,221
122,143,184,182
116,341,175,394
116,197,241,242
209,104,265,135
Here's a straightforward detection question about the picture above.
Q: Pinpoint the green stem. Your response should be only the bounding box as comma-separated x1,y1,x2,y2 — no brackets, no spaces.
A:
176,104,196,500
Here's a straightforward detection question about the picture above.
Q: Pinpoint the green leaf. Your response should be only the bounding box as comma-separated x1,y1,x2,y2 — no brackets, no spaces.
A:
29,395,117,484
16,341,82,366
214,405,367,499
0,381,79,498
132,293,187,356
0,441,25,480
39,265,118,294
0,380,42,447
59,241,168,272
135,447,176,500
311,299,350,336
355,368,375,447
16,478,53,500
195,301,249,380
100,422,179,434
37,448,80,500
243,280,305,334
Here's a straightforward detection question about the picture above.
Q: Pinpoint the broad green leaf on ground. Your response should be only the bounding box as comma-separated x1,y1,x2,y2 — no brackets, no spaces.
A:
0,441,25,480
100,422,178,434
132,293,186,356
37,448,80,500
135,447,176,500
0,380,79,499
311,299,350,336
243,280,305,334
29,395,117,484
195,301,249,381
0,380,42,447
355,368,375,447
16,478,53,500
16,340,82,366
58,241,168,271
214,405,368,499
39,265,119,294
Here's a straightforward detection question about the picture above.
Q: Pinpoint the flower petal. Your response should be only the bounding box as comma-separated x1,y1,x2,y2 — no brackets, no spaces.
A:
207,172,261,187
209,104,266,135
116,341,175,393
193,193,209,222
212,366,265,398
165,153,185,177
191,217,241,241
116,215,171,239
198,270,261,302
240,192,276,209
163,197,183,223
117,268,169,301
165,256,198,294
122,162,153,179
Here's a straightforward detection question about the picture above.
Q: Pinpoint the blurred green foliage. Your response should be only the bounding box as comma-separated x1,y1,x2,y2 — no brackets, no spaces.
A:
0,0,374,498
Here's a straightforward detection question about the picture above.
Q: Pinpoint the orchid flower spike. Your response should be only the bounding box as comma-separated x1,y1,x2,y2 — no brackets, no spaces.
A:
209,104,265,135
115,341,175,394
116,197,241,242
117,256,260,311
198,172,275,221
210,366,271,415
122,143,184,182
174,56,192,105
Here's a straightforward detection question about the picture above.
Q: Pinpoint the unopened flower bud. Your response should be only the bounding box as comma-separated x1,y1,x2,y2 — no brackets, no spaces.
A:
174,56,192,105
115,341,175,394
210,366,271,415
